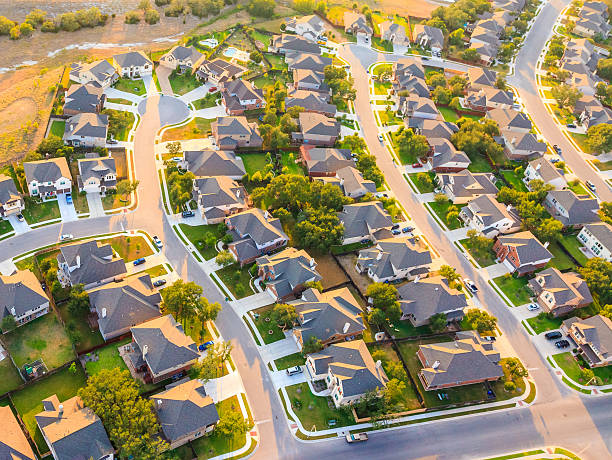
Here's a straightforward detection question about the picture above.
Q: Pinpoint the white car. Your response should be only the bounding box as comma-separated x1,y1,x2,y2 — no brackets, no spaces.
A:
464,279,478,293
377,134,384,142
153,236,163,249
527,303,540,311
60,234,73,242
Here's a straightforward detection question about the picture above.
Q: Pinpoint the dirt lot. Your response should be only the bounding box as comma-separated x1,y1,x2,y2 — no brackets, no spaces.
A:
313,254,349,290
335,253,371,295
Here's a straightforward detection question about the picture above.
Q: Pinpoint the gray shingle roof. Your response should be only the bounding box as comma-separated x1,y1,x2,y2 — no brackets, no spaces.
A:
546,189,600,226
0,270,48,322
563,314,612,362
502,130,547,154
273,34,321,53
168,45,203,63
70,59,117,87
64,84,104,113
357,237,432,280
487,108,532,131
438,170,498,199
468,67,497,88
227,208,288,247
24,158,71,184
302,147,354,174
184,149,246,177
463,194,518,228
397,276,467,325
0,174,20,205
528,268,592,310
393,58,426,80
298,112,340,137
78,157,116,183
193,176,246,209
286,53,332,72
527,157,565,184
113,50,152,68
335,166,376,197
583,222,612,251
497,231,553,265
256,247,321,298
64,113,108,139
58,240,126,286
414,24,444,49
338,202,393,240
285,90,336,115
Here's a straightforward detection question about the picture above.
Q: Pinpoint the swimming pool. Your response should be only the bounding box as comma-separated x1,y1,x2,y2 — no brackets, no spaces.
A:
222,46,250,62
200,38,219,48
224,47,238,57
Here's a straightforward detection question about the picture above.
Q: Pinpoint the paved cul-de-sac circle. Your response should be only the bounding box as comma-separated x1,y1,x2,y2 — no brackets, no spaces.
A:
137,95,190,127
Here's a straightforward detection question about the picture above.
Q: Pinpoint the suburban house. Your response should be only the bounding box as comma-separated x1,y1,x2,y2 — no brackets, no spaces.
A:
578,222,612,261
306,340,389,407
344,11,373,42
151,379,219,449
293,112,341,146
500,130,547,160
225,208,289,266
183,149,246,180
63,113,109,148
329,166,377,198
356,237,432,283
57,240,127,290
88,273,162,341
193,176,247,224
271,34,321,55
63,84,105,115
523,157,567,190
428,138,471,173
574,1,611,38
0,174,24,218
575,95,612,129
459,195,521,238
293,287,364,349
196,59,246,84
528,268,593,317
35,395,114,460
561,315,612,367
256,247,322,301
69,59,118,89
393,74,430,98
417,331,504,391
300,146,354,177
393,57,426,82
1,404,36,460
486,108,532,133
397,95,439,119
24,157,72,199
544,190,600,228
407,118,458,140
221,79,265,115
465,86,514,111
397,276,467,327
0,269,49,329
284,15,325,41
338,201,393,245
125,315,200,384
437,170,498,204
380,21,410,51
293,69,329,93
412,24,444,53
112,51,152,78
77,157,117,194
467,67,497,90
285,89,336,116
493,231,553,275
285,53,332,72
159,45,204,73
212,117,263,149
469,41,498,66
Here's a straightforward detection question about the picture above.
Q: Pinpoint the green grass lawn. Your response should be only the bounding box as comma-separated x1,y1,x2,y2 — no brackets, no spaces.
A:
407,173,435,193
552,352,612,385
216,263,255,299
274,352,305,370
373,80,391,95
239,152,270,177
142,264,167,278
263,53,286,70
162,118,212,142
22,198,60,225
459,237,496,267
500,170,527,192
252,74,277,89
376,110,402,126
169,72,201,96
567,180,590,196
493,275,532,307
526,314,562,334
12,365,87,455
84,338,131,376
113,78,146,95
57,302,104,353
71,188,89,214
0,218,14,235
100,235,153,262
437,107,459,123
49,120,65,138
101,193,128,211
428,201,465,230
386,320,432,339
280,152,304,175
592,159,612,171
570,132,592,154
371,37,393,52
4,313,75,370
557,234,588,267
285,382,354,429
191,395,247,458
192,93,220,110
178,223,226,260
251,29,272,47
105,110,135,142
546,240,576,272
0,357,23,395
251,304,286,344
106,97,133,105
467,152,494,173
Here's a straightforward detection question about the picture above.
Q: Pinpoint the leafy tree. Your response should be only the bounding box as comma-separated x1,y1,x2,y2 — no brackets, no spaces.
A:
461,48,480,62
166,140,182,157
579,258,612,304
66,321,82,345
26,9,46,27
426,72,447,88
279,113,298,133
587,123,612,154
302,335,323,354
292,0,315,13
393,127,429,163
162,279,220,322
247,0,275,18
194,341,233,382
294,205,344,251
356,154,384,187
144,8,160,24
580,367,595,384
340,134,367,153
463,308,497,333
504,380,516,392
250,51,263,63
366,283,398,311
116,179,139,200
217,409,248,438
262,111,277,125
496,76,507,90
504,357,527,378
167,168,194,209
125,11,141,23
215,250,234,267
466,229,493,259
429,313,448,333
259,124,289,149
303,280,323,291
416,172,433,190
1,315,17,333
551,84,582,109
37,135,65,156
439,265,460,285
449,28,464,46
67,284,90,316
79,369,168,458
434,193,448,204
599,202,612,225
383,378,406,407
316,0,327,14
272,303,297,327
598,58,612,81
59,12,81,31
536,217,563,242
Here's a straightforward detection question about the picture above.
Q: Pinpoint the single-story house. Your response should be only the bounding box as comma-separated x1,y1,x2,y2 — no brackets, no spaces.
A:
428,138,471,173
292,112,341,147
500,130,547,160
338,201,393,245
437,170,498,204
183,149,246,180
486,108,532,133
285,90,336,117
271,34,321,54
300,146,354,177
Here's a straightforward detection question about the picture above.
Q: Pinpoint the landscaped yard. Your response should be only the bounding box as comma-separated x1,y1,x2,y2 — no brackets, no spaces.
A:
553,352,612,386
408,173,436,193
285,382,354,429
567,180,590,196
373,80,391,95
142,264,168,278
428,201,465,230
438,107,481,123
161,118,213,142
546,240,576,271
192,92,220,110
557,233,588,267
263,53,286,70
280,151,304,175
500,170,527,192
101,193,129,211
0,218,13,236
372,36,394,52
216,263,255,299
466,152,494,173
0,357,23,395
459,237,496,267
104,109,135,142
4,313,75,370
84,338,131,376
100,234,154,262
239,152,270,177
251,29,272,47
169,71,201,96
570,132,592,154
57,302,104,353
49,120,65,138
251,304,285,344
526,314,562,334
22,198,61,225
71,188,89,214
386,319,432,339
376,109,402,126
113,78,146,95
493,275,532,307
178,222,226,260
592,159,612,171
274,352,305,370
11,365,87,455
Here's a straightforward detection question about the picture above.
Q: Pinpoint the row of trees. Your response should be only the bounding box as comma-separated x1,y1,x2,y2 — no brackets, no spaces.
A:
341,134,385,187
125,0,161,24
157,0,226,18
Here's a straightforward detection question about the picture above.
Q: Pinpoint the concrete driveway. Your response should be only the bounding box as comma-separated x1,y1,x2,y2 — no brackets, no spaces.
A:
269,368,307,389
179,84,214,104
104,87,143,105
57,195,77,222
203,371,243,403
259,335,300,362
155,65,174,96
7,214,30,234
142,74,155,96
86,193,105,218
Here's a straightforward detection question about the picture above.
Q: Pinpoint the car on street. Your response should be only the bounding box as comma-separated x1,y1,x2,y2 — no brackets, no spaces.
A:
550,158,560,163
377,134,384,142
566,123,576,129
482,336,496,342
133,257,146,266
392,224,400,230
586,180,596,192
360,239,370,244
403,226,414,233
17,213,24,222
60,234,73,241
464,279,478,293
170,157,182,163
346,433,368,443
198,340,214,351
286,366,303,376
553,144,562,154
182,210,195,218
545,331,563,340
512,103,521,110
555,339,570,349
153,236,163,249
527,303,540,311
392,229,401,235
153,279,167,287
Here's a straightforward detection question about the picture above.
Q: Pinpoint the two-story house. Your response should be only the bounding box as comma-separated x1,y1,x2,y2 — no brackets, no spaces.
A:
338,202,393,245
284,15,325,42
1,405,36,460
192,176,247,224
459,195,521,238
0,270,49,330
544,190,600,229
578,222,612,261
412,24,444,54
493,231,553,275
292,112,341,146
221,79,265,116
528,268,593,317
437,170,498,204
63,113,109,148
183,149,246,180
292,69,329,94
23,158,72,199
344,11,373,42
69,59,118,89
523,157,567,190
63,84,105,115
112,51,152,79
77,157,117,194
300,146,354,177
212,117,263,149
159,45,204,73
561,315,612,367
0,174,24,218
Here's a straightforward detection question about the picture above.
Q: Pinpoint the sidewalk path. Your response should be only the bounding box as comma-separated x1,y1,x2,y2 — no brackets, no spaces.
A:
202,371,243,403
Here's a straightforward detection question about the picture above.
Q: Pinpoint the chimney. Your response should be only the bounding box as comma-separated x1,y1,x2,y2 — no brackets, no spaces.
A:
536,163,541,171
235,189,241,198
376,251,383,261
157,399,162,408
58,404,63,416
432,360,440,369
506,204,512,212
340,177,344,186
101,308,107,318
310,258,315,267
75,255,81,268
343,322,350,334
143,344,148,358
413,275,420,283
375,360,383,370
543,241,550,248
264,210,270,220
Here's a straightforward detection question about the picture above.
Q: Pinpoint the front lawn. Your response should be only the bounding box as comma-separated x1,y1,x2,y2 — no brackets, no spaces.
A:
0,357,23,395
49,120,65,138
251,304,285,345
100,235,154,262
101,193,128,210
274,352,305,370
239,152,270,177
493,275,532,307
567,179,589,196
459,237,496,267
408,172,436,193
428,201,465,230
142,264,168,278
216,263,255,299
105,110,135,142
161,117,212,142
71,188,89,214
526,314,562,334
84,338,131,376
113,78,146,95
552,352,612,385
0,218,13,236
500,170,527,192
376,110,402,126
169,71,201,96
57,302,104,353
280,151,304,175
4,313,75,370
22,198,60,225
12,365,87,455
285,382,354,429
546,241,576,271
570,132,592,154
592,159,612,171
192,92,220,110
557,234,588,267
373,80,391,95
371,37,393,52
178,223,226,260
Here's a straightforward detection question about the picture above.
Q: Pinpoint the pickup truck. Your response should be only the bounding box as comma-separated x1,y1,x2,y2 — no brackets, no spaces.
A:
345,433,368,443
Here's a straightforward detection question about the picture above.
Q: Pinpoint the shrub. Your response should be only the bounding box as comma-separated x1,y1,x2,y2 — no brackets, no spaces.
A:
125,11,141,23
144,8,161,24
41,20,59,32
504,381,516,392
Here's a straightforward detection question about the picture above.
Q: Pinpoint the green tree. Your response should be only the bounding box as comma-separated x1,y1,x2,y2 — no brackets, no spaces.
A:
429,313,448,333
144,8,160,24
167,168,194,209
416,172,433,190
460,48,480,62
432,86,451,105
217,409,248,438
464,308,498,333
587,123,612,154
449,28,464,46
393,127,429,163
504,357,527,378
166,141,182,156
271,303,297,327
303,280,323,291
551,84,582,109
67,284,90,316
294,206,344,252
250,51,263,63
580,367,595,384
1,315,17,333
426,72,447,88
116,179,139,200
535,217,563,242
26,9,46,27
579,258,612,304
292,0,315,13
125,11,141,23
215,250,234,267
247,0,275,17
194,341,233,382
599,202,612,225
383,378,406,408
302,335,323,354
37,135,65,156
598,58,612,81
439,265,460,285
162,279,219,322
356,154,384,187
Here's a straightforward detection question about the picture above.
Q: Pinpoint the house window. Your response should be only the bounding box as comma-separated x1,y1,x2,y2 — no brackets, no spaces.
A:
334,394,338,400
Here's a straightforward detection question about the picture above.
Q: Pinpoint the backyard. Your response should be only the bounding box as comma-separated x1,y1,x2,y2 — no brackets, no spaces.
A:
312,254,349,290
178,222,226,260
216,263,255,299
251,304,286,345
438,107,481,123
22,198,61,225
57,302,104,353
4,313,75,370
113,78,146,95
546,240,576,272
100,234,154,262
274,352,305,370
285,382,354,430
49,120,65,138
280,151,304,175
169,71,201,96
239,152,271,177
500,169,527,192
557,233,588,267
84,338,131,376
493,275,532,307
162,118,213,142
428,201,465,230
466,152,495,173
0,356,23,395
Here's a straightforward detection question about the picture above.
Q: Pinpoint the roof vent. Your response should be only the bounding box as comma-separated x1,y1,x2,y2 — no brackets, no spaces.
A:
343,322,350,333
10,307,16,316
432,360,440,369
101,308,107,318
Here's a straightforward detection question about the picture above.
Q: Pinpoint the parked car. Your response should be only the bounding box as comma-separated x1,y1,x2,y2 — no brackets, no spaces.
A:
346,433,368,443
16,213,24,222
553,144,562,154
566,123,576,129
182,210,195,218
392,229,401,235
107,138,118,145
403,226,414,233
66,194,72,205
412,162,423,168
391,224,400,230
527,303,540,311
545,331,563,340
550,158,560,163
360,239,370,244
377,134,384,142
555,339,570,349
586,180,596,192
133,257,146,266
153,236,163,249
286,366,303,376
209,86,217,93
153,279,167,287
512,103,521,110
198,340,214,352
60,234,73,241
464,279,478,293
482,336,496,342
171,157,182,163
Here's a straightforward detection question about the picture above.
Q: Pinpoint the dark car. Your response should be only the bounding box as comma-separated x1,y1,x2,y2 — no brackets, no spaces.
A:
545,331,563,340
553,144,562,154
182,210,195,218
198,340,214,351
153,279,167,287
360,239,370,244
403,226,414,233
392,229,401,235
555,339,570,349
391,224,400,230
567,123,576,129
133,257,146,266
